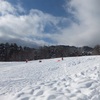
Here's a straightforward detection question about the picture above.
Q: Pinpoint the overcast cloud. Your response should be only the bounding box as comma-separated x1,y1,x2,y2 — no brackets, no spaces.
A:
57,0,100,47
0,0,100,47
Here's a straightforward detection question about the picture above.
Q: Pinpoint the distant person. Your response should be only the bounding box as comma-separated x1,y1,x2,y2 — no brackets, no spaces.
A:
26,59,28,63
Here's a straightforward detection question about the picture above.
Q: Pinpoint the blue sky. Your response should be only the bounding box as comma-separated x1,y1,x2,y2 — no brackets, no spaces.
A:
0,0,100,47
8,0,68,17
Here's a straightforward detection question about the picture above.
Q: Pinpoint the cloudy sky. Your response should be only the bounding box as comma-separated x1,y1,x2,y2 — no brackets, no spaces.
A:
0,0,100,47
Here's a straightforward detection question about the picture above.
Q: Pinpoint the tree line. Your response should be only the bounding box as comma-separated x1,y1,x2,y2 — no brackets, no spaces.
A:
0,43,99,61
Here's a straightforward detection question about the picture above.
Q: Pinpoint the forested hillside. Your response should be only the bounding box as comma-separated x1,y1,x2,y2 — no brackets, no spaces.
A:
0,43,98,61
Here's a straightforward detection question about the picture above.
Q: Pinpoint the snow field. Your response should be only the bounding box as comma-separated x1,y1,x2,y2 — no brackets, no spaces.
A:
0,56,100,100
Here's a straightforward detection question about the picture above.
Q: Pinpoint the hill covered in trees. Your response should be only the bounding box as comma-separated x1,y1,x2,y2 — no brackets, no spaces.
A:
0,43,99,61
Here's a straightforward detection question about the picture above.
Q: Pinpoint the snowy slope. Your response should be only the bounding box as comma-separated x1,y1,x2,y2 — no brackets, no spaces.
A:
0,56,100,100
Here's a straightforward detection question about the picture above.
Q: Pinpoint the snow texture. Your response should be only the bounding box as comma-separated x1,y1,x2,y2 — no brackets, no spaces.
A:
0,56,100,100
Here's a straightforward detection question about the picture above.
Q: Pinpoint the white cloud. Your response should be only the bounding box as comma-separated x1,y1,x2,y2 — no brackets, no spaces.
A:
55,0,100,47
0,0,16,15
0,0,99,47
0,0,67,46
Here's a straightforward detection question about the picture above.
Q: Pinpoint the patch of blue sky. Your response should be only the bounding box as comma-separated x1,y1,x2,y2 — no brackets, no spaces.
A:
7,0,78,25
57,19,72,29
43,23,58,34
7,0,18,4
21,0,66,17
8,0,71,17
43,22,69,34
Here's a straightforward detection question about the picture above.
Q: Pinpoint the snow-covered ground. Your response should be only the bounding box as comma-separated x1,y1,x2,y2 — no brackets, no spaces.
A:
0,56,100,100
